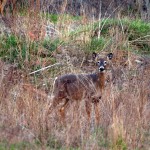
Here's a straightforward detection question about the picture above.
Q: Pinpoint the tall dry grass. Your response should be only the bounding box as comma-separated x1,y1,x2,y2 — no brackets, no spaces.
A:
0,48,150,149
0,4,150,150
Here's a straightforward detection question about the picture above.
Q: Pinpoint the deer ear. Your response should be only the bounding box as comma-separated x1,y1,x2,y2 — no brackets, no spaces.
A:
92,52,97,60
107,53,113,60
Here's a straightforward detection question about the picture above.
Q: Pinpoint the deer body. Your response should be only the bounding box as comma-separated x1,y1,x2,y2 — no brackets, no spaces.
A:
47,52,113,124
52,72,105,103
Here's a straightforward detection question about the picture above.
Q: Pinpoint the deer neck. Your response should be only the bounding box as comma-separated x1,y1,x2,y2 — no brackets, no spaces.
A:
98,72,105,91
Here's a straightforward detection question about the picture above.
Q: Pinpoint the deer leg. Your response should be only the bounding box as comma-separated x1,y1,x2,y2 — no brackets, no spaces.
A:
47,90,67,114
45,96,60,130
94,102,100,126
46,96,59,116
85,100,92,123
59,98,69,123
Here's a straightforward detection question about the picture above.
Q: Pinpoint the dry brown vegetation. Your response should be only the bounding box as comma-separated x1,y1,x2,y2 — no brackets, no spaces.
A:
0,1,150,149
0,49,150,149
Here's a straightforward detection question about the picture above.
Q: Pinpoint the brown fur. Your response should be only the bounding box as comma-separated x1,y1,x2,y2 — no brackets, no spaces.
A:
49,72,104,124
46,53,113,125
99,72,105,92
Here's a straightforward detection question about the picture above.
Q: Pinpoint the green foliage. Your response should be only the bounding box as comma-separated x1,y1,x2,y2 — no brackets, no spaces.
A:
61,14,81,21
47,136,62,149
129,20,150,38
49,17,150,55
41,13,58,24
0,140,7,150
49,14,58,24
88,37,107,52
0,141,36,150
42,13,81,24
128,20,150,53
112,136,127,150
81,127,110,149
94,127,110,148
9,142,34,150
0,35,30,67
94,18,150,38
42,38,61,52
91,18,150,54
0,35,19,62
0,33,60,72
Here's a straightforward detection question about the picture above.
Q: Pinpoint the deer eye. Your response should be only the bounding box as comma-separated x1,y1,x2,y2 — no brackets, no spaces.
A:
104,61,107,65
97,61,100,65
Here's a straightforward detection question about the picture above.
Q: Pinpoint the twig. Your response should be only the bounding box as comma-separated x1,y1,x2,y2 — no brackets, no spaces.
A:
29,63,62,75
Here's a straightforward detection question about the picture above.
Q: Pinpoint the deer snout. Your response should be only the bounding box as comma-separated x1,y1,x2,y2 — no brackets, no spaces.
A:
99,66,105,72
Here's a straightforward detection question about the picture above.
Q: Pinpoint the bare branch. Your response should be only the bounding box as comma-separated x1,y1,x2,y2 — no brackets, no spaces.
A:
29,63,62,75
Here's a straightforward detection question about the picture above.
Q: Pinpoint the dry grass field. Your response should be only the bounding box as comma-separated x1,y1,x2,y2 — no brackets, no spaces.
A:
0,2,150,149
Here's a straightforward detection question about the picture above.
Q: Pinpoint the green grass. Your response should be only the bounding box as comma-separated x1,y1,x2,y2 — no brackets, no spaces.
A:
129,20,150,37
42,13,58,24
0,140,37,150
0,35,25,63
65,18,149,55
86,37,108,52
93,18,150,37
93,127,110,148
0,17,149,71
0,34,59,70
42,38,62,52
0,35,33,69
41,13,81,24
46,136,63,149
88,18,150,54
112,136,127,150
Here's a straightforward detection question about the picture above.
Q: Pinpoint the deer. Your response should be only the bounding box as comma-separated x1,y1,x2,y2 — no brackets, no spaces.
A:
46,52,113,125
